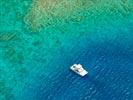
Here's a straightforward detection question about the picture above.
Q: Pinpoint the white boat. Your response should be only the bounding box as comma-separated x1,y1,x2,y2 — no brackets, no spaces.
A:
70,64,88,77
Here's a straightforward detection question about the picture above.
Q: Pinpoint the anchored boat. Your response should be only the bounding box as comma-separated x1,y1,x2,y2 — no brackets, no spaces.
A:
70,64,88,77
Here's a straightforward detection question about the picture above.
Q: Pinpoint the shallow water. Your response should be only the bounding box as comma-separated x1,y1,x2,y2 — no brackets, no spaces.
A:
0,0,133,100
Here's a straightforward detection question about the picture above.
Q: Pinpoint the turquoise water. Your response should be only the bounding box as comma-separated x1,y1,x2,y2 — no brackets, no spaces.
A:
0,0,133,100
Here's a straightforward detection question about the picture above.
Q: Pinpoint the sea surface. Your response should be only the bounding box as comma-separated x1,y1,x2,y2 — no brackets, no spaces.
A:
0,0,133,100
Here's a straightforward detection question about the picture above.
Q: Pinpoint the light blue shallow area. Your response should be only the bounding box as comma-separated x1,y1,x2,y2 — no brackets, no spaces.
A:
0,0,133,100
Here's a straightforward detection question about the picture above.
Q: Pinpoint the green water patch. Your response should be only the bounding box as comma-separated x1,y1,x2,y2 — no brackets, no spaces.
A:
0,0,32,31
3,45,24,64
0,32,25,63
24,0,95,32
0,33,18,42
0,32,29,86
0,81,14,100
24,0,133,33
23,0,133,55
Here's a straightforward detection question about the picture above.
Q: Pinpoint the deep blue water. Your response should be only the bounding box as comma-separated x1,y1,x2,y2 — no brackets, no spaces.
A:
19,34,133,100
